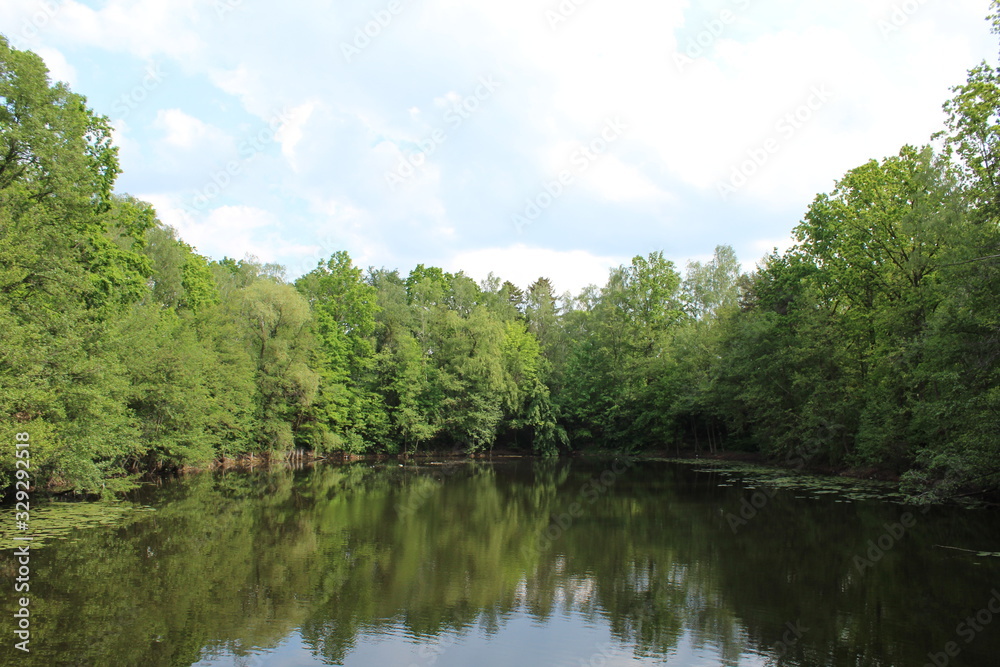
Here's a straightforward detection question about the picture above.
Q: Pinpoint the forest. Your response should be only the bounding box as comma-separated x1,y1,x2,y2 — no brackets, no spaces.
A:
1,19,999,502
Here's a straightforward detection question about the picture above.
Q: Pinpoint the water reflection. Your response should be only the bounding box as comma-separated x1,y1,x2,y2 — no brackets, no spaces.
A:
1,459,999,666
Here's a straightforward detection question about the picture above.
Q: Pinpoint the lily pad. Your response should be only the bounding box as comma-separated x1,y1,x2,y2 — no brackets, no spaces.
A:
0,501,155,549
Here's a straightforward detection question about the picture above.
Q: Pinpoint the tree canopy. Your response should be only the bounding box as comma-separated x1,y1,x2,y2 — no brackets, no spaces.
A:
2,24,1000,502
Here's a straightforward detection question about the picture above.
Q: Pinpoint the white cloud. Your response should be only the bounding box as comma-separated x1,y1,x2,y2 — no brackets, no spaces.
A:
153,108,232,154
54,0,205,61
33,46,75,85
743,234,797,273
446,245,628,295
207,64,265,115
11,0,995,288
110,118,141,167
580,156,672,204
141,199,313,265
274,102,317,172
154,109,204,149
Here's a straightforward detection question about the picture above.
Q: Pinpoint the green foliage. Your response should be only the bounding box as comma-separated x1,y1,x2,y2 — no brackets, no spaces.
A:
939,62,1000,218
556,252,685,450
0,35,119,213
241,279,317,452
3,19,1000,503
683,244,741,320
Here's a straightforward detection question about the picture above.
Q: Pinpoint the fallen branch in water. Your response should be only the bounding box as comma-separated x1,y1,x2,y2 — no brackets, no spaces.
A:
933,545,1000,557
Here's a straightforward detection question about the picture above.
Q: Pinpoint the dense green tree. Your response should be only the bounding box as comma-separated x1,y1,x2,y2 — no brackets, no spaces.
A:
682,245,741,320
240,278,318,452
0,38,151,493
557,253,685,450
5,15,1000,501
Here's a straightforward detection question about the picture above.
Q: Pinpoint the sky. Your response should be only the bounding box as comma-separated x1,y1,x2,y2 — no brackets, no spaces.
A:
1,0,997,296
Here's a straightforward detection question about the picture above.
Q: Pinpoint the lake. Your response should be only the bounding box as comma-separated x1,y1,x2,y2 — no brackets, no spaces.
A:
2,458,1000,666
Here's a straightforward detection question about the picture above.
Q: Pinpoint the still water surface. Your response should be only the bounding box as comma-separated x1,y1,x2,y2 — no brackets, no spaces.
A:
2,459,1000,666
